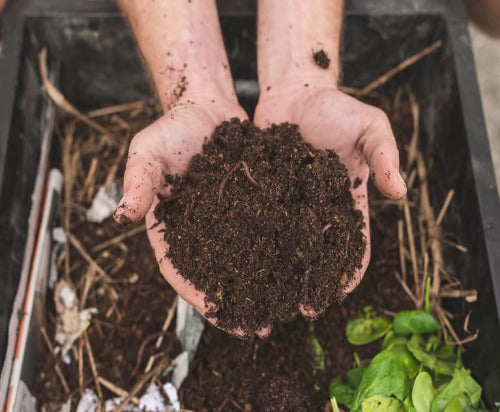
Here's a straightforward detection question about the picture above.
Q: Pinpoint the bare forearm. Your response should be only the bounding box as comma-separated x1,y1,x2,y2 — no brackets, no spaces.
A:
257,0,343,89
119,0,237,110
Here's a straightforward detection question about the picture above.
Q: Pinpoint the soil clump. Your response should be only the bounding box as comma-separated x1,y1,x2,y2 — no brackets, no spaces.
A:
154,119,365,335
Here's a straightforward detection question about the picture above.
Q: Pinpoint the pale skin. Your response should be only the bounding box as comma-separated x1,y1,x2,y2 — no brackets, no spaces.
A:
116,0,406,337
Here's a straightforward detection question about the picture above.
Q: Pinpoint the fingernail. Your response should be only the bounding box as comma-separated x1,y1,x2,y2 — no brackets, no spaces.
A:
397,171,406,188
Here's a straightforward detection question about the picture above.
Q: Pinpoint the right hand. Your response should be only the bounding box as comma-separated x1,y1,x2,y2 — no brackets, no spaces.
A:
113,92,248,334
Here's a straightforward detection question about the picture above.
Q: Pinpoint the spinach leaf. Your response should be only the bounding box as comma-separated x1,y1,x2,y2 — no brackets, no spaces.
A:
346,307,392,345
347,366,367,389
430,367,482,412
412,371,435,412
361,395,405,411
387,344,420,379
351,350,410,411
393,310,439,335
383,330,408,349
407,335,454,376
329,376,355,409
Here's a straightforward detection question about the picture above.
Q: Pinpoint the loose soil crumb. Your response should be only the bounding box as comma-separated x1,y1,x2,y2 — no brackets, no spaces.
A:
313,49,331,69
154,119,365,335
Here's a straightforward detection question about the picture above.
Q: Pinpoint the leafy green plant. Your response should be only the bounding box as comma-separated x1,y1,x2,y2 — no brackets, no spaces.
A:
346,306,393,345
330,307,489,412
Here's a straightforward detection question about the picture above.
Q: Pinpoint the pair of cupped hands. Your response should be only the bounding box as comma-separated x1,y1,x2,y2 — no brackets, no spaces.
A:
113,77,407,338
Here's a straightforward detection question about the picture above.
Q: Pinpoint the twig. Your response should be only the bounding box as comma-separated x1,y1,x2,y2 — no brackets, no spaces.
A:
84,331,103,400
403,196,419,299
80,267,97,310
40,326,70,394
115,357,171,412
436,189,455,226
442,239,468,253
78,337,84,396
394,271,418,306
104,136,129,186
406,89,420,169
86,100,145,118
39,48,111,136
68,233,112,282
131,332,163,377
81,157,99,203
464,311,472,333
440,289,478,302
155,296,179,349
357,41,442,96
435,305,464,350
416,152,443,299
397,220,407,281
92,224,146,253
98,377,140,405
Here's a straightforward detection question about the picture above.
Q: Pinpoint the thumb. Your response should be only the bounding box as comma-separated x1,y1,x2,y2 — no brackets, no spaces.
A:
359,109,407,199
113,132,165,228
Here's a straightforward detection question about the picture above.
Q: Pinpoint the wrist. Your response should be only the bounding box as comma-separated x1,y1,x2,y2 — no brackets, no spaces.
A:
257,0,343,91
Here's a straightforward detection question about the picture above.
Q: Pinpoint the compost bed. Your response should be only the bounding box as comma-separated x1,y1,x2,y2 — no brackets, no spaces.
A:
33,84,419,411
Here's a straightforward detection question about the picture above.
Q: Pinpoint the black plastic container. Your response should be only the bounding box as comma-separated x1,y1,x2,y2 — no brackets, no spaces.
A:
1,0,499,406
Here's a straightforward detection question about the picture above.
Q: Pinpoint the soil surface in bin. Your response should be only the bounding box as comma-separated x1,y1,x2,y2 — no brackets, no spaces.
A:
35,86,414,411
154,119,365,335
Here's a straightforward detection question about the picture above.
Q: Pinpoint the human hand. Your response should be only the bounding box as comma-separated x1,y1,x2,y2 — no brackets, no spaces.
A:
254,81,407,306
113,92,248,329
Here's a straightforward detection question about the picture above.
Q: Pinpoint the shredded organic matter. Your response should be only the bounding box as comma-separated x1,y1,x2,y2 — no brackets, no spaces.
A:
154,119,366,335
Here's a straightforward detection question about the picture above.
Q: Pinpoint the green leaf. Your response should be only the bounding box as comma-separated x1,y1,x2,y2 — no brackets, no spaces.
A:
361,395,405,411
346,311,393,345
407,335,454,376
330,376,355,409
386,344,420,379
307,336,325,374
393,310,439,335
347,367,367,389
412,372,435,412
404,397,418,412
383,330,408,349
351,350,411,411
430,367,482,412
442,394,474,412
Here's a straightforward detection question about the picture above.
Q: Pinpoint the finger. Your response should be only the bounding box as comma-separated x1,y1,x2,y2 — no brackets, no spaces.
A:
299,304,321,320
359,109,407,200
145,200,207,310
114,133,165,227
342,188,371,296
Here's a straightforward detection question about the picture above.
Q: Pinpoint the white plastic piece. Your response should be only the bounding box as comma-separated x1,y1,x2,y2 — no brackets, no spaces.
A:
171,351,189,390
76,389,99,412
86,183,122,223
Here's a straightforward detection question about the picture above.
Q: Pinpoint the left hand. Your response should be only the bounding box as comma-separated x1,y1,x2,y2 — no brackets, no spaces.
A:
254,81,407,312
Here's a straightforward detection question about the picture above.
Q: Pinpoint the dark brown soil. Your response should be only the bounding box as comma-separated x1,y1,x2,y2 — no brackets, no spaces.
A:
313,49,331,69
179,184,412,411
154,120,365,334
